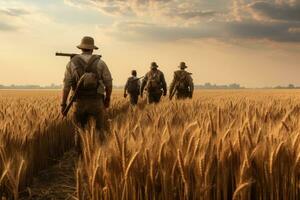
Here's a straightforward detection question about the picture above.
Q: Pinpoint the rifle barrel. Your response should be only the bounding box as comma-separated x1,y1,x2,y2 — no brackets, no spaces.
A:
55,52,77,57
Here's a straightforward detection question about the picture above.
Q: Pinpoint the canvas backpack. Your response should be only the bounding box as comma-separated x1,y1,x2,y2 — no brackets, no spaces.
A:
146,71,161,91
127,77,140,94
71,55,101,96
177,71,190,91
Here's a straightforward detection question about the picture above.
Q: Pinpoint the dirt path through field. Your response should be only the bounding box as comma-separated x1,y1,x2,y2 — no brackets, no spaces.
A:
20,150,77,200
21,100,140,199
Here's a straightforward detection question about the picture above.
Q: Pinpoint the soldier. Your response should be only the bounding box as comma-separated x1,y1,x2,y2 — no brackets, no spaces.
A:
169,62,194,100
124,70,141,105
61,36,113,134
141,62,167,104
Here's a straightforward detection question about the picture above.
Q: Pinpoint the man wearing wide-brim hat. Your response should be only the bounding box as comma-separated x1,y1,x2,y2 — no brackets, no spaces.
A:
61,36,113,139
169,62,194,100
141,62,167,104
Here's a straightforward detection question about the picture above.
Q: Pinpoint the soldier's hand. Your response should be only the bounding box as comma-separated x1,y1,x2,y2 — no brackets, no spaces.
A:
104,96,110,108
124,93,127,98
60,103,66,115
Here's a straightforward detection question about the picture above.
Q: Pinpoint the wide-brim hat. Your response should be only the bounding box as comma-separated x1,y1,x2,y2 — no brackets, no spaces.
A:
77,36,99,50
179,62,188,69
151,62,159,68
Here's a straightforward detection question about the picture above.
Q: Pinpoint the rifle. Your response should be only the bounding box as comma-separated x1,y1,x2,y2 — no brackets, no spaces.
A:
56,52,78,58
55,52,101,58
62,74,86,117
133,76,144,81
169,82,179,100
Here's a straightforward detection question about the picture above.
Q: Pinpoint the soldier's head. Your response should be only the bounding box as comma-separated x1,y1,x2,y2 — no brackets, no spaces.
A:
179,62,188,70
151,62,159,70
131,70,137,77
77,36,98,54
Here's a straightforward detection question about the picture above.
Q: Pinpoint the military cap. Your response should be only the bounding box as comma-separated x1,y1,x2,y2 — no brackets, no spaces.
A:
77,36,99,50
131,70,137,76
151,62,159,69
179,62,188,69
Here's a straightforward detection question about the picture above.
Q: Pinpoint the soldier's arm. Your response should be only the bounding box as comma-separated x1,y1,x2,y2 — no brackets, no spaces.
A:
137,80,141,95
124,79,128,95
61,62,72,106
140,74,148,95
100,61,113,107
189,76,194,98
169,73,177,96
98,60,112,108
161,73,167,95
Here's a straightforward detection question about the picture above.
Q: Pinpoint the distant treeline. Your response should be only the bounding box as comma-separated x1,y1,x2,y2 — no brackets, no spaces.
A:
0,84,62,89
1,83,299,90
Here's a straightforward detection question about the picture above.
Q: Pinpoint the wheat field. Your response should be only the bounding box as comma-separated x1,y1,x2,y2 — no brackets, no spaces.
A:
1,89,300,199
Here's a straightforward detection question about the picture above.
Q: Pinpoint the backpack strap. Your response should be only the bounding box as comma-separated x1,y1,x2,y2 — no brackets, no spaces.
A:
85,55,101,73
71,56,86,82
71,55,101,82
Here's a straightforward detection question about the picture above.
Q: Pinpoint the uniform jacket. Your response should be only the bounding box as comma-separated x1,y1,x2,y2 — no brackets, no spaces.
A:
141,69,167,94
63,54,113,95
170,69,194,94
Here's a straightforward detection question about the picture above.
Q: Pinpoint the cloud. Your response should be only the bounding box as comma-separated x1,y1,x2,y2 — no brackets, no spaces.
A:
0,22,17,31
0,2,51,32
65,0,220,20
226,20,300,42
108,20,300,43
0,8,30,17
66,0,300,44
168,10,218,20
249,0,300,22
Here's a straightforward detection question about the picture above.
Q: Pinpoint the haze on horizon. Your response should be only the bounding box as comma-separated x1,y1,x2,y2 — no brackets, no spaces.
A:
0,0,299,88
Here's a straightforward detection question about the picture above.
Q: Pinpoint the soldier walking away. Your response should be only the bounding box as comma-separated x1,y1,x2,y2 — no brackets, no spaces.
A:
61,36,113,136
169,62,194,100
141,62,167,104
124,70,141,105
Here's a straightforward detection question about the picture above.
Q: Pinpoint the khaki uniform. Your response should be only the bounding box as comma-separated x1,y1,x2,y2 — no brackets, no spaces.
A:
170,69,194,99
124,76,141,105
141,69,167,104
63,54,112,130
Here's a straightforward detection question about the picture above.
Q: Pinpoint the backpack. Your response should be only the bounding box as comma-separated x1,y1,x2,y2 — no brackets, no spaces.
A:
177,71,191,91
71,55,101,96
146,71,161,91
127,77,140,94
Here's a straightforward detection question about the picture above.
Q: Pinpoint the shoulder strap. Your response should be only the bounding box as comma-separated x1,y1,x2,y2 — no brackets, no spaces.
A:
71,55,101,82
85,55,101,73
71,56,86,82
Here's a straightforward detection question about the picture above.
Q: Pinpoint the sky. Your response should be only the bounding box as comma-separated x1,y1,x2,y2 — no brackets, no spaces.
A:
0,0,299,87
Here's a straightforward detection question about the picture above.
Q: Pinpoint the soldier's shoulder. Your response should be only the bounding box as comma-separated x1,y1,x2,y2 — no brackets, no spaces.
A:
145,71,152,76
97,59,109,70
70,54,83,64
157,69,164,75
97,58,105,65
186,71,193,76
174,70,182,74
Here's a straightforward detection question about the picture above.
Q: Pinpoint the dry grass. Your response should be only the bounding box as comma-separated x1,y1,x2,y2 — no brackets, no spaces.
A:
1,89,300,199
0,90,74,199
